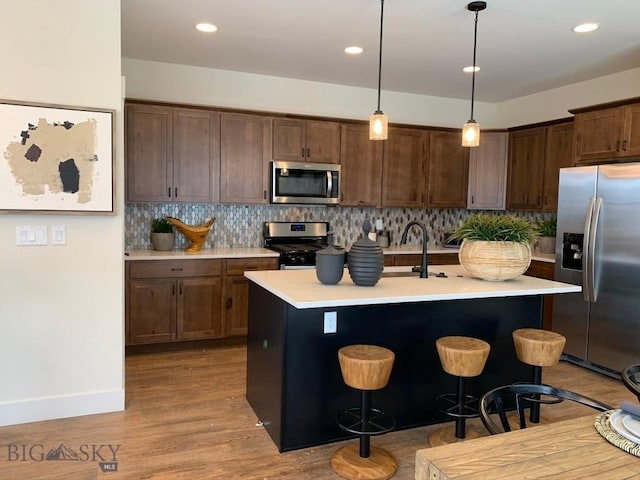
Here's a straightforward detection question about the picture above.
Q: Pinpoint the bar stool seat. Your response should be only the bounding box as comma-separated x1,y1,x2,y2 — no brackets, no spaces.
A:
512,328,566,423
430,336,490,446
331,344,397,480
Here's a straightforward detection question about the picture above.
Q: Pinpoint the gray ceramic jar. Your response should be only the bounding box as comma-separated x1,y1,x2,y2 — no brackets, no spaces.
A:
315,233,345,285
347,219,384,287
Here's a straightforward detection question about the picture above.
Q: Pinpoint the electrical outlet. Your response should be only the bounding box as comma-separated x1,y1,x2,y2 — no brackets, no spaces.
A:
323,311,337,334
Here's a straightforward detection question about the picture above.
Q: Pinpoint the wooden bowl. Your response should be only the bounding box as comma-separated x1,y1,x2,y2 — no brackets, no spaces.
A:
167,217,215,252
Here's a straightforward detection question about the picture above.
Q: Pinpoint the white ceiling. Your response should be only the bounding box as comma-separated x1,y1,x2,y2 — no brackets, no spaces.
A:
121,0,640,103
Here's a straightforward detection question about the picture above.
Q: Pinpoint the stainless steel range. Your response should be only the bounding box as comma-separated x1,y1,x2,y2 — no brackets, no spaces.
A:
263,221,332,269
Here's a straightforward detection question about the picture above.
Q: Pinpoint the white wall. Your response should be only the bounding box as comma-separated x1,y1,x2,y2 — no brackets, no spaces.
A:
122,58,500,128
497,67,640,127
0,0,124,425
123,58,640,129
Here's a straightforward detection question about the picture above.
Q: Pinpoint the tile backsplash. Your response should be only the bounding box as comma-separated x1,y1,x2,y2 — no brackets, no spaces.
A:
126,203,553,250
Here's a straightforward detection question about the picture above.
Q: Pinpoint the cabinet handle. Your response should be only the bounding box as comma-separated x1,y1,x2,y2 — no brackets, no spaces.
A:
172,284,175,295
537,196,541,206
226,298,232,310
171,268,183,271
168,187,171,198
179,284,183,295
301,148,305,157
307,148,311,158
471,195,475,204
263,190,267,200
544,196,548,205
615,140,620,152
622,140,628,151
341,192,344,201
174,187,178,197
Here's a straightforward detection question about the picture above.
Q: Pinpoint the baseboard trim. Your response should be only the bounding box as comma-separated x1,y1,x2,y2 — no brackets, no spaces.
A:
0,389,124,427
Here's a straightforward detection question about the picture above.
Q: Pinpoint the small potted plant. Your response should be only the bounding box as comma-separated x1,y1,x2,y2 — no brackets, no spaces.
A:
535,217,557,254
151,217,175,251
449,214,536,281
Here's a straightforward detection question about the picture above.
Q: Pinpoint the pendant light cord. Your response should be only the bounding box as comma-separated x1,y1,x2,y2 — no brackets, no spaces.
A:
470,8,479,121
376,0,385,112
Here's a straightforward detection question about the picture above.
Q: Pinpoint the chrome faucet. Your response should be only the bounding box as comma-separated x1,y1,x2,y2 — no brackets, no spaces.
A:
400,221,429,278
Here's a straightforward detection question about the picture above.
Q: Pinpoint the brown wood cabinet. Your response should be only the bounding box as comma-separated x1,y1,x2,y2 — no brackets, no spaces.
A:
427,131,469,208
507,122,573,211
468,132,508,210
220,113,270,204
506,127,547,210
382,127,429,207
542,122,574,211
339,124,383,206
524,260,555,330
126,104,219,203
224,258,279,337
271,118,341,164
573,103,640,163
126,259,224,345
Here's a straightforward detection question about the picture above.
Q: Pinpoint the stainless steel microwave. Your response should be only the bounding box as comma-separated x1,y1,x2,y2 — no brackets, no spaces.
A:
271,161,340,205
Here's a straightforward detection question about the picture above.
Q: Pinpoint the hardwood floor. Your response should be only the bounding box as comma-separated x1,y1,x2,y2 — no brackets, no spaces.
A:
0,343,634,479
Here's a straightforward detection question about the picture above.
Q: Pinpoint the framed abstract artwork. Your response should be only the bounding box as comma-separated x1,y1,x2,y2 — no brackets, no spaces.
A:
0,99,115,214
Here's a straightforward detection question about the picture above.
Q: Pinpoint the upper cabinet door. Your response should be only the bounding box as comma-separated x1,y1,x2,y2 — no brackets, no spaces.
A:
574,107,624,163
305,120,341,164
126,104,173,202
339,124,383,207
220,113,270,204
173,108,219,203
468,132,508,210
622,103,640,158
506,127,546,210
272,118,305,162
426,131,469,208
272,118,341,163
542,122,574,211
381,127,429,208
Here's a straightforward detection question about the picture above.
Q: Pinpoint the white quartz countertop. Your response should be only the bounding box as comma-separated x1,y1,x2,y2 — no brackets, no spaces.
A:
125,247,279,260
244,264,578,309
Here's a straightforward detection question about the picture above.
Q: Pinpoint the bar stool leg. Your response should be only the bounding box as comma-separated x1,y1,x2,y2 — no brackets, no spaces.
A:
530,365,543,423
360,390,371,458
455,376,466,439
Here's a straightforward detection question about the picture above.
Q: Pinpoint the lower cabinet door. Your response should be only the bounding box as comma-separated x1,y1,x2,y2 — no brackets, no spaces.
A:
224,274,250,337
128,278,176,344
177,277,224,340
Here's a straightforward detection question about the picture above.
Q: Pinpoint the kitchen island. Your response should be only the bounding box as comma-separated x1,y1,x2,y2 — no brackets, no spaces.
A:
245,265,580,452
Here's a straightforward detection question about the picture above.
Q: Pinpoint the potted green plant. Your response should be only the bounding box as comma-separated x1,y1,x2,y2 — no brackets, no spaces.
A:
449,214,536,281
151,217,175,251
535,217,557,254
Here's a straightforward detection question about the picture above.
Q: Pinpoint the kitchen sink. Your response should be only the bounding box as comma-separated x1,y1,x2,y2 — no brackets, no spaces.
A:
380,270,448,278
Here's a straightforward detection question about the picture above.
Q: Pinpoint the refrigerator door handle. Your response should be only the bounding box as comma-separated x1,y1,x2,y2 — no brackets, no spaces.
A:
582,197,595,302
588,197,602,303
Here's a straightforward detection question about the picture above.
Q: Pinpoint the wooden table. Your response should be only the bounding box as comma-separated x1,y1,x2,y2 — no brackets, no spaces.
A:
415,415,640,479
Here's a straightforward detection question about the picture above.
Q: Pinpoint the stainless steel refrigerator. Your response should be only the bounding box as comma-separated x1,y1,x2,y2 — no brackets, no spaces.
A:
554,162,640,376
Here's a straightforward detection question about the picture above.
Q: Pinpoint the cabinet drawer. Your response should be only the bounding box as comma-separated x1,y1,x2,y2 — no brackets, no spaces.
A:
129,259,222,279
226,257,278,275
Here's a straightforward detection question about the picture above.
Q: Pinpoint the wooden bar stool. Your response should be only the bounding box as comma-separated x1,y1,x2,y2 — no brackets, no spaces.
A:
331,344,397,480
512,328,566,423
431,336,490,446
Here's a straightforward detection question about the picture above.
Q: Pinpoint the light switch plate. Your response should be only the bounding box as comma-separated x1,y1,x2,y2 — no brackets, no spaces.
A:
51,225,66,245
323,311,337,334
16,226,48,246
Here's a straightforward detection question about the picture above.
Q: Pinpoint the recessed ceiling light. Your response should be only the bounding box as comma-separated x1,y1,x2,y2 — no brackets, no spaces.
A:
195,23,218,33
572,22,599,33
344,46,364,55
463,66,480,73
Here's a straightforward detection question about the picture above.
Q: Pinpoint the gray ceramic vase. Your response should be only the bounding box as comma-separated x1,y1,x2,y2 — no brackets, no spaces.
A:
348,219,384,287
315,233,345,285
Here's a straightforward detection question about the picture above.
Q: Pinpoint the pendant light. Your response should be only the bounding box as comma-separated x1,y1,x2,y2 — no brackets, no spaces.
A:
369,0,388,140
462,1,487,147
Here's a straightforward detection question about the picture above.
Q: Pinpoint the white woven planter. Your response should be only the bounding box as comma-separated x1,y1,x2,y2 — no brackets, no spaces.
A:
458,240,532,281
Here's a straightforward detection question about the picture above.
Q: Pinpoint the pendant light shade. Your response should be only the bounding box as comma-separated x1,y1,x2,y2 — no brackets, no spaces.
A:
370,0,388,140
462,1,487,147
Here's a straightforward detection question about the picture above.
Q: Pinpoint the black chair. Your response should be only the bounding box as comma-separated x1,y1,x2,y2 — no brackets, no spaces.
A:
622,364,640,402
479,383,613,434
